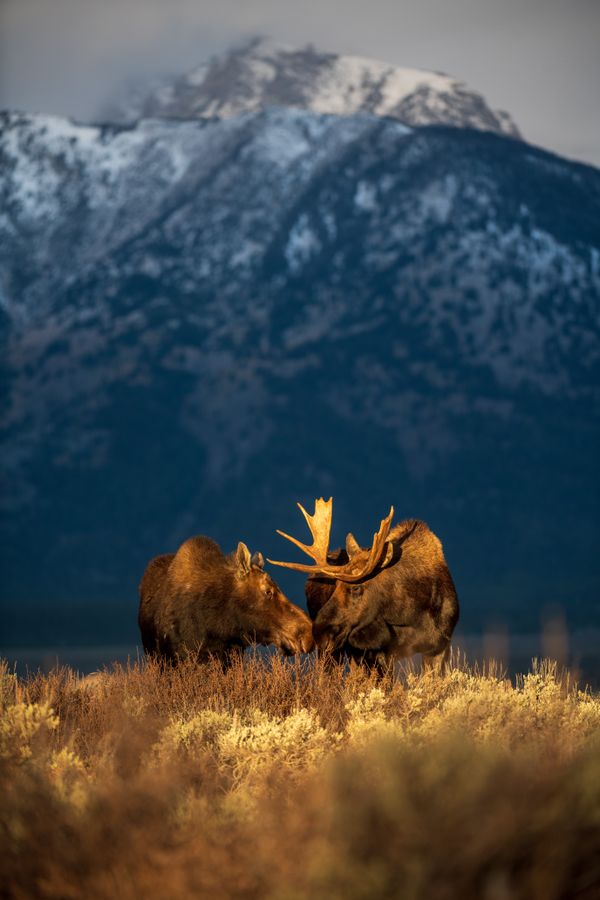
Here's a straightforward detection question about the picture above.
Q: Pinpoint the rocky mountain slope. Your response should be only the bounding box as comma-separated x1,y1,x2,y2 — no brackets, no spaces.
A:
1,54,599,639
106,37,520,138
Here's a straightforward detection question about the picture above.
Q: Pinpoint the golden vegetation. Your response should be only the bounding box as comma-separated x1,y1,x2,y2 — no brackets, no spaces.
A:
1,654,600,899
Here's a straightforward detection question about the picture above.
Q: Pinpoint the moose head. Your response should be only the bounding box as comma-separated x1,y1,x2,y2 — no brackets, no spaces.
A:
268,498,398,652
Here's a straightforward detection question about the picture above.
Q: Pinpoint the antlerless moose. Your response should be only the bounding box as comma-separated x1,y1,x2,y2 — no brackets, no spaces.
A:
139,536,313,663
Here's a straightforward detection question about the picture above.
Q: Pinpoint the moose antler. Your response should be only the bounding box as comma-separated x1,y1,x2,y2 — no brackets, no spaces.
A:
275,497,333,567
268,499,395,583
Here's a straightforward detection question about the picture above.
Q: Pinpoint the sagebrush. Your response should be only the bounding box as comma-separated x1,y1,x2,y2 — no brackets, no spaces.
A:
1,654,599,899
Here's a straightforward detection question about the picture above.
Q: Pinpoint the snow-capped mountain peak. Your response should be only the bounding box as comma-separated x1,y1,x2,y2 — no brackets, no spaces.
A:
105,37,521,138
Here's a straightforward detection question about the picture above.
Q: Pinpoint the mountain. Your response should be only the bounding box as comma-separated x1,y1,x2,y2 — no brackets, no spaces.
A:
105,37,520,139
1,99,599,645
2,29,600,647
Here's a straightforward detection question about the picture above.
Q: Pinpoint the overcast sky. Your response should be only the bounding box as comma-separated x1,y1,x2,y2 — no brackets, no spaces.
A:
1,0,598,167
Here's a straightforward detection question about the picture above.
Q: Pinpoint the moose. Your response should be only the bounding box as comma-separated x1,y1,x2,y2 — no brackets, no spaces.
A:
269,498,459,673
139,535,314,664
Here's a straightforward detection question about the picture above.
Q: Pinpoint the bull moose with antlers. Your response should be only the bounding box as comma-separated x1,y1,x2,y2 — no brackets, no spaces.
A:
269,498,459,673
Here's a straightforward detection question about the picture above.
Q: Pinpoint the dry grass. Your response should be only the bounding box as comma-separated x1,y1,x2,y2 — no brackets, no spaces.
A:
1,653,600,899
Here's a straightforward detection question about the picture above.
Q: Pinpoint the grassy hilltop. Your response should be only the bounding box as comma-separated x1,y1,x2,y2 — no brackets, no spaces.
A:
1,655,600,899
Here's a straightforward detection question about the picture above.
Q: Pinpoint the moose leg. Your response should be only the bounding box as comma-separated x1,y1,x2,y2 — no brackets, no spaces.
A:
346,618,393,676
367,651,392,678
421,643,450,675
221,643,244,670
317,648,347,672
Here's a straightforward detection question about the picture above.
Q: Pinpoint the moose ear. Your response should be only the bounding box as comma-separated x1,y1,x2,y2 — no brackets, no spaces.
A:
381,542,394,568
235,542,252,576
345,533,361,558
251,551,265,569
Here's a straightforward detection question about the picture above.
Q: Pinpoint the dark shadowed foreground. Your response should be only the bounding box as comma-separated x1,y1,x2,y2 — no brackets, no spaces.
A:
1,654,599,899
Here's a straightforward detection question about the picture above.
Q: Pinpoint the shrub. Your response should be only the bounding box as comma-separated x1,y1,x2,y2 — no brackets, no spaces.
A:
1,654,599,898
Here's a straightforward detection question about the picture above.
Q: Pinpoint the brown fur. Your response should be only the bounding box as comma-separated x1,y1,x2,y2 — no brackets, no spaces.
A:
306,520,459,673
139,536,314,664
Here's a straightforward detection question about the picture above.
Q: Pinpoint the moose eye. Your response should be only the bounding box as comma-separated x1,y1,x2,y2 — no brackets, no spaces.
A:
264,586,274,600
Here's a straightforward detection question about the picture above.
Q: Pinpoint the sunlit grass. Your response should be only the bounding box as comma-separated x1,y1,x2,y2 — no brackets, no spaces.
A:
1,654,599,898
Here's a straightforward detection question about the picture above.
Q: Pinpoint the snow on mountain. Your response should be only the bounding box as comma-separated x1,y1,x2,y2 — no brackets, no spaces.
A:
2,108,595,396
0,108,387,326
105,37,520,139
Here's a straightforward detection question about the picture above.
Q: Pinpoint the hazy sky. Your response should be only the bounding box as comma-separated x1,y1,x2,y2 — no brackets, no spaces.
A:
1,0,599,167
